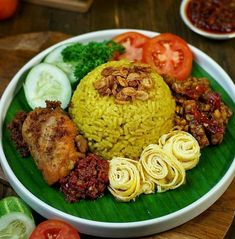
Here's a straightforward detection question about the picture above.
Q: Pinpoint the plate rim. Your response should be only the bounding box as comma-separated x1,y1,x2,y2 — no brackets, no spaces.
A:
0,29,235,238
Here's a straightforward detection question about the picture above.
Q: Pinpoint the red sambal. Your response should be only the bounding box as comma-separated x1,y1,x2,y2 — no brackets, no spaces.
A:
60,154,109,202
186,0,235,34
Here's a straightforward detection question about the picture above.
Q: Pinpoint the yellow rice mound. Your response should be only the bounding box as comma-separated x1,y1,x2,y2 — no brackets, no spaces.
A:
69,60,175,160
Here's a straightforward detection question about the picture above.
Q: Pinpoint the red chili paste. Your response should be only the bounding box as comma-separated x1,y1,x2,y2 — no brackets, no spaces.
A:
60,154,109,202
186,0,235,34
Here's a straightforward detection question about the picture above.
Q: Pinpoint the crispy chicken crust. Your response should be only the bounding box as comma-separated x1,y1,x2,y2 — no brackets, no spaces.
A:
22,101,80,185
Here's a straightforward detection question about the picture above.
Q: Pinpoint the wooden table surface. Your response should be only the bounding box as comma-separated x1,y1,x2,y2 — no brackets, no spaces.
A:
0,1,234,238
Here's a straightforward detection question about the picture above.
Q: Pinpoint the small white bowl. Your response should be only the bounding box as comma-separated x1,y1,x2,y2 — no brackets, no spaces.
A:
180,0,235,40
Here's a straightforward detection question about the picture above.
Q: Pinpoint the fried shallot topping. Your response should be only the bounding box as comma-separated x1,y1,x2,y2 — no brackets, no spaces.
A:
93,63,154,104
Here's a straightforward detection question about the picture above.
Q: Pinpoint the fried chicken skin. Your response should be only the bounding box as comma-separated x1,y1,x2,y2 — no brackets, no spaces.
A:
22,101,81,185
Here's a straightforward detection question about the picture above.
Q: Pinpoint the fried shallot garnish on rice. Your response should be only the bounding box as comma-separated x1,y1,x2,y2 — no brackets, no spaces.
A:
93,63,154,104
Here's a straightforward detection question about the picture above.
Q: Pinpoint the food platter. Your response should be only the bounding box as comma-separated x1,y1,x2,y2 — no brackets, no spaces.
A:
0,29,235,238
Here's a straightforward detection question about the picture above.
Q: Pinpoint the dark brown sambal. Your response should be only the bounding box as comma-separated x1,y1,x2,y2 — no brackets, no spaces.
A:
60,153,109,202
186,0,235,34
7,111,30,157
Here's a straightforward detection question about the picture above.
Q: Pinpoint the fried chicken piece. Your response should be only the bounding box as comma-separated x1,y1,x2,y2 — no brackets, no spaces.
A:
22,101,81,185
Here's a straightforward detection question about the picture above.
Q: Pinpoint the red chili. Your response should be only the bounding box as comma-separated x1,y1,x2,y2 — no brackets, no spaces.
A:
185,84,208,99
207,92,221,111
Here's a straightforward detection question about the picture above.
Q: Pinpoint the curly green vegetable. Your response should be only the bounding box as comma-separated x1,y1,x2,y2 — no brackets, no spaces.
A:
61,40,125,82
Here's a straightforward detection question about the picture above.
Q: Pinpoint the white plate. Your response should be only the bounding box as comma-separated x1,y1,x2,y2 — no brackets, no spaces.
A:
0,29,235,238
180,0,235,40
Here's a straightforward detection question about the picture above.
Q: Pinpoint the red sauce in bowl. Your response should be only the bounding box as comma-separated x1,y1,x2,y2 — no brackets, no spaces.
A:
186,0,235,34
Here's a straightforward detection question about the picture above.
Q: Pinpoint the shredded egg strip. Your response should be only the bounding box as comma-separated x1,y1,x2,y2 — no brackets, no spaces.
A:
108,157,142,202
159,130,201,170
140,144,186,192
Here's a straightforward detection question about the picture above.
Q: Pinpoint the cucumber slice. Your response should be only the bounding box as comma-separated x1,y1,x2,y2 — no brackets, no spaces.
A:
44,44,77,83
45,44,70,63
0,197,33,220
0,197,35,239
0,212,35,239
24,63,72,109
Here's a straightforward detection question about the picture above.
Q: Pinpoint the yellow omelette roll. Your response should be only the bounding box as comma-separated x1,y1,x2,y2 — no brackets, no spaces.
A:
159,130,200,170
140,144,186,192
138,164,155,195
108,157,142,202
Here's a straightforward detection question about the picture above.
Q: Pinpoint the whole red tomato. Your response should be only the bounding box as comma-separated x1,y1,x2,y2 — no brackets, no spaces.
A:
0,0,18,20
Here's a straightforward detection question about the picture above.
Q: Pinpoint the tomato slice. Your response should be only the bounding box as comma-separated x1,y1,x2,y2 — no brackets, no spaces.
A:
142,33,193,81
113,31,150,61
29,219,80,239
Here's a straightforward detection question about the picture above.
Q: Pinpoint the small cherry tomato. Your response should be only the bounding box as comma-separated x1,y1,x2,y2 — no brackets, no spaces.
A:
0,0,18,20
29,219,81,239
142,33,193,81
113,31,150,61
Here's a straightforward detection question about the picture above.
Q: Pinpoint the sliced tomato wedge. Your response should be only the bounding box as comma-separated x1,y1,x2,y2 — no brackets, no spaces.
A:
142,33,193,81
113,31,150,61
29,219,80,239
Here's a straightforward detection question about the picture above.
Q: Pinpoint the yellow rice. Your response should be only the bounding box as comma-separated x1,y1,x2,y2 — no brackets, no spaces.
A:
69,60,175,160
